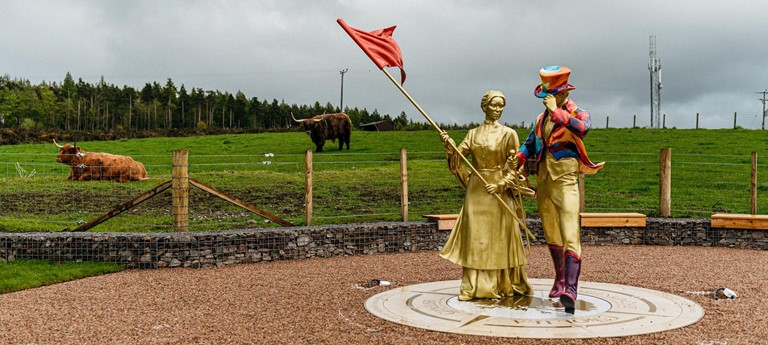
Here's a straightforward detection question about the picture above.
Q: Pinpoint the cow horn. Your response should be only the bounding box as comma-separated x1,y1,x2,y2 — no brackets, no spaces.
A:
53,139,63,148
291,112,306,123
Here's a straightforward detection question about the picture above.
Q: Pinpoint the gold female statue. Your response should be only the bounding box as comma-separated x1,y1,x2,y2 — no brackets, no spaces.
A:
439,90,532,301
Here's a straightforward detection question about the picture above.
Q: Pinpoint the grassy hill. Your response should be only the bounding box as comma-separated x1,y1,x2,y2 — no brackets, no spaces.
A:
1,128,766,232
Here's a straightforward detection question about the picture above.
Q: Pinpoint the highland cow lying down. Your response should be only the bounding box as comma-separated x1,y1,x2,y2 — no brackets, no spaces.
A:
54,140,148,182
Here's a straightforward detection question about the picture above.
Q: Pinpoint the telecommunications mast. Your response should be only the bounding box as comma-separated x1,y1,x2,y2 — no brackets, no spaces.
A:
649,35,662,128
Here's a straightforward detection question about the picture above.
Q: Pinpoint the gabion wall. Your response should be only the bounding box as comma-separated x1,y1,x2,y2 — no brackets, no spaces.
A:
1,218,766,269
0,222,444,269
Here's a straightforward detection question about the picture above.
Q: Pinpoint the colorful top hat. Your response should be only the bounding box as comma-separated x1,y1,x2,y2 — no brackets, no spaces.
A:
534,65,576,98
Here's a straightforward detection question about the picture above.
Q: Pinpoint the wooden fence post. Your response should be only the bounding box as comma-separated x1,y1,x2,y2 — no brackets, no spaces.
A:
633,115,636,128
734,112,738,129
695,113,699,129
663,114,666,129
752,152,757,215
579,173,585,213
172,149,189,232
605,116,609,129
305,150,313,226
659,148,672,217
400,148,409,221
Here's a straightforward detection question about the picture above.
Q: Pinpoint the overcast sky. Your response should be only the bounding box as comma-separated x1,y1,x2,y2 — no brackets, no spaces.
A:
2,0,767,129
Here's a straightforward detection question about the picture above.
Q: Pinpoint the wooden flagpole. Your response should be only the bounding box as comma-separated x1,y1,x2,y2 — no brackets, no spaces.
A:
379,68,535,242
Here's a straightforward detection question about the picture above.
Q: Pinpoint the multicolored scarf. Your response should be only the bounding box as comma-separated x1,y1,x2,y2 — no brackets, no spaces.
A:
517,99,604,175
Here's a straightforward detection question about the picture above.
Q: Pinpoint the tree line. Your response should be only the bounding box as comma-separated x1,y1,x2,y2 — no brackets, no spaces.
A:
0,73,436,132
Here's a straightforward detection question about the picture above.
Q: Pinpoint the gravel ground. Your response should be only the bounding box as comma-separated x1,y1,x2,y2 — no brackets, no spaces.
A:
0,245,766,345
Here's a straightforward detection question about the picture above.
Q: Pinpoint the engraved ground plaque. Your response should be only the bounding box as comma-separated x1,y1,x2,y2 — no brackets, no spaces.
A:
365,279,704,339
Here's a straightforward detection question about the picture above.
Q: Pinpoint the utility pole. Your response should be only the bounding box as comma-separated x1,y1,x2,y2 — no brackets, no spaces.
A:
759,89,767,130
649,35,662,128
339,68,348,112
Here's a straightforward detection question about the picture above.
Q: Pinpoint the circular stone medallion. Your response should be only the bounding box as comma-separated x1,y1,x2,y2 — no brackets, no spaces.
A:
364,279,704,339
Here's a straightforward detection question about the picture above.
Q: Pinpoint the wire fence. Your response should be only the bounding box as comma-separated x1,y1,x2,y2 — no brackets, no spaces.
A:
542,111,767,130
1,148,766,233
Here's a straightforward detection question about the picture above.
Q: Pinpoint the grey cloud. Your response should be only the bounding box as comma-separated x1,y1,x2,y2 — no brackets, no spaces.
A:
2,0,767,129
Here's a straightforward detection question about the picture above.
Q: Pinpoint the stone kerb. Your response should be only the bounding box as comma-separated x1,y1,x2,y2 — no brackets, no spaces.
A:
0,219,766,268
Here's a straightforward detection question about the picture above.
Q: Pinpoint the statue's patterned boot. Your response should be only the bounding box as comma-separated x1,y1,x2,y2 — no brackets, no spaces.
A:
547,244,565,298
559,251,582,314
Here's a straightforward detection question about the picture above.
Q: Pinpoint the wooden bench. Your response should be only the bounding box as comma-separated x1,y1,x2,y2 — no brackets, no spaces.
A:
423,214,459,230
711,213,768,230
426,213,648,229
580,213,647,227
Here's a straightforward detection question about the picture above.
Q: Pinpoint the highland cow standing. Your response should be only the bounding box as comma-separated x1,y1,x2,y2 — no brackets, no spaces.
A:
292,113,352,153
54,140,148,182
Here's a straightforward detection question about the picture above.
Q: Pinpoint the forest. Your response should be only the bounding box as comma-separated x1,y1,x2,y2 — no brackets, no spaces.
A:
0,72,426,134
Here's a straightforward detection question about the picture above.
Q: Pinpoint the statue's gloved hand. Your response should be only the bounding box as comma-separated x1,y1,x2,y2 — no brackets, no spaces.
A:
485,181,506,194
543,94,558,112
507,150,521,171
439,131,456,150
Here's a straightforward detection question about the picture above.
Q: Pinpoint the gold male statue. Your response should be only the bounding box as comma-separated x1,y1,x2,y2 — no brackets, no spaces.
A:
515,66,604,313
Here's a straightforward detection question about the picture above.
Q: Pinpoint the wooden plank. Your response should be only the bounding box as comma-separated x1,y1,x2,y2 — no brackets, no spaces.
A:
751,152,757,214
189,179,294,227
580,213,646,227
659,148,671,217
305,151,312,226
400,148,408,222
423,214,458,231
70,180,173,232
581,213,646,218
711,213,768,230
172,150,189,232
426,213,649,229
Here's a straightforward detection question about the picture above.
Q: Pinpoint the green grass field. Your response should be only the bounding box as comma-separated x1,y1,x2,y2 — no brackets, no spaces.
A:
1,128,767,232
0,259,124,294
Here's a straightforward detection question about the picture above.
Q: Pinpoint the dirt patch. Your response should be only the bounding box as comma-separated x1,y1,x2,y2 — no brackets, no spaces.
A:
0,245,764,344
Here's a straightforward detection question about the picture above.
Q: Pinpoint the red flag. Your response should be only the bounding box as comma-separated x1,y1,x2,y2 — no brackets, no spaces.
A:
337,19,406,84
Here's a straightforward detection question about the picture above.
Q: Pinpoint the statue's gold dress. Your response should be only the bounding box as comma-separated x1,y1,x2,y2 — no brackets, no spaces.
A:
439,121,532,300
